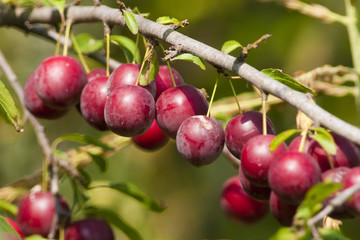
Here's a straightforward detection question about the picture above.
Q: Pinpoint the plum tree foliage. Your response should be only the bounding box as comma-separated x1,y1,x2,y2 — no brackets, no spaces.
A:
0,0,360,239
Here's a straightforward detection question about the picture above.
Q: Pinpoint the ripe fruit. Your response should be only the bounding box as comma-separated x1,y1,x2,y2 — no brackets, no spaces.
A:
269,191,298,226
268,152,321,204
80,76,108,131
288,136,312,152
342,167,360,214
156,84,209,139
104,85,155,137
155,65,184,99
17,191,71,237
65,217,114,240
176,116,225,167
322,167,355,219
308,132,360,172
107,63,157,97
241,134,288,186
87,68,107,82
225,111,276,159
132,119,169,150
24,71,68,119
35,55,87,109
239,166,271,201
4,217,24,239
220,176,268,224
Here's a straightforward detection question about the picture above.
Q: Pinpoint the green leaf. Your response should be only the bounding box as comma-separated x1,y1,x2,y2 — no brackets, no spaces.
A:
24,235,47,240
124,10,138,35
295,182,342,220
106,182,165,213
156,16,183,26
269,129,300,151
0,200,18,216
318,228,350,240
171,53,206,70
310,128,336,155
0,216,21,239
85,206,143,240
262,68,317,96
269,227,301,240
0,80,21,131
48,0,66,13
73,33,103,54
139,54,159,86
88,152,107,172
110,35,140,64
221,40,243,54
77,167,92,187
53,133,113,151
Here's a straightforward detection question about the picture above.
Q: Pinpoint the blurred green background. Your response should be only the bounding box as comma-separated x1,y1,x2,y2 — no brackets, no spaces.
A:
1,0,360,239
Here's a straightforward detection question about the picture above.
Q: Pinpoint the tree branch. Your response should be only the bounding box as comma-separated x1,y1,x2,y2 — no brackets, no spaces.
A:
1,4,360,145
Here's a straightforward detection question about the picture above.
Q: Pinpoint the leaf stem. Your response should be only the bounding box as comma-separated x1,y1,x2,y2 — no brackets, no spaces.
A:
206,74,219,117
63,20,73,57
228,78,242,114
70,33,90,73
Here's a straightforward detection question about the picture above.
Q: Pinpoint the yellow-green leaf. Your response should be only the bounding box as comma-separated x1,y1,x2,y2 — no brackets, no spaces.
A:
110,35,140,64
156,16,183,26
73,33,103,54
221,40,243,54
262,68,317,96
124,10,138,35
171,53,206,70
0,80,21,131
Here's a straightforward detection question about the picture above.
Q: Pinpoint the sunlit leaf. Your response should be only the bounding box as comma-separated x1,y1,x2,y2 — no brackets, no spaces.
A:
310,128,336,155
171,53,206,70
24,235,48,240
73,33,103,54
110,35,140,64
53,133,112,151
124,10,138,35
295,182,342,220
0,80,21,131
269,129,300,151
48,0,66,13
0,200,18,216
269,227,300,240
85,206,142,240
156,16,182,26
104,182,166,212
262,68,317,96
221,40,243,54
318,228,350,240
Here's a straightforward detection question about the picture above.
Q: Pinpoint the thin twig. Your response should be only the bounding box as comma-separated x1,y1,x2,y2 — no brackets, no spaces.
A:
307,182,360,228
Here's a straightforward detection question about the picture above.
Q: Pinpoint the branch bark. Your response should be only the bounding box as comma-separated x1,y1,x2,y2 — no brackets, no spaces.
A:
1,4,360,145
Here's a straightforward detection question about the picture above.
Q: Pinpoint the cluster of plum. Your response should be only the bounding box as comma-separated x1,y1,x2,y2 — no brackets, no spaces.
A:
24,54,227,167
220,111,360,226
4,191,114,239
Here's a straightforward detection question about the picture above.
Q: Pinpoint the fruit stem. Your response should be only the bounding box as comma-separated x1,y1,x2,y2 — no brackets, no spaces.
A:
262,92,268,135
104,23,111,77
59,225,65,240
54,25,63,56
135,46,150,86
207,74,219,117
228,78,242,114
70,33,90,73
62,20,73,57
160,44,177,87
298,127,309,153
